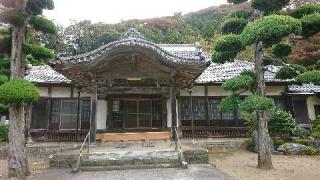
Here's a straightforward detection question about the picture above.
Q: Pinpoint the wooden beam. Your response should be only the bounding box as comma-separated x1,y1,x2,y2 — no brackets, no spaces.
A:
205,86,210,126
90,87,97,143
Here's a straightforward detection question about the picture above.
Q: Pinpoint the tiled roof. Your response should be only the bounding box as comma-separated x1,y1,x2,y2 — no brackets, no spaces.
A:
25,65,71,84
51,28,209,65
195,60,293,84
288,84,320,93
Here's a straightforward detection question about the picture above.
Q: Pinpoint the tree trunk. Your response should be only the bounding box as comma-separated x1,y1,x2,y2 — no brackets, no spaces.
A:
8,24,30,178
25,103,32,143
8,103,30,178
255,42,273,170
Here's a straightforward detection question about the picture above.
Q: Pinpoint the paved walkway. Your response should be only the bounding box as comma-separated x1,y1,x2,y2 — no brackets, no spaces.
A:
28,165,233,180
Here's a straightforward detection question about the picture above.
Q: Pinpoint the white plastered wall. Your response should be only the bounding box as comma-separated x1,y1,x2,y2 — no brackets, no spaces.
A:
97,100,107,130
307,96,320,121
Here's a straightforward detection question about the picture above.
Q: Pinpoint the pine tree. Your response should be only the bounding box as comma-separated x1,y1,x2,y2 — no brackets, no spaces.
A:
0,0,56,178
212,1,320,169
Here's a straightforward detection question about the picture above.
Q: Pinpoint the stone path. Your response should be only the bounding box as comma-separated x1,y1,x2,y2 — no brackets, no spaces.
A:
28,164,233,180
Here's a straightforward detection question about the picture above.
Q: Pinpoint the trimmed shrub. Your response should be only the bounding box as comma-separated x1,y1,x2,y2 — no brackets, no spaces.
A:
271,42,292,58
0,75,8,85
23,43,55,60
240,95,274,113
0,103,8,112
310,131,320,140
283,143,291,155
218,94,239,113
211,51,237,63
0,79,40,104
241,15,302,46
306,146,317,156
251,0,290,13
292,127,310,139
273,138,286,148
214,34,243,52
290,3,320,19
301,13,320,37
291,137,308,146
227,0,247,4
276,64,308,80
0,125,8,142
269,111,295,137
221,18,248,35
296,71,320,85
222,75,254,92
29,15,57,34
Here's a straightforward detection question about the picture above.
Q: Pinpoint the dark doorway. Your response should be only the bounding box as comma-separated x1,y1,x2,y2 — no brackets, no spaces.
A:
292,99,310,125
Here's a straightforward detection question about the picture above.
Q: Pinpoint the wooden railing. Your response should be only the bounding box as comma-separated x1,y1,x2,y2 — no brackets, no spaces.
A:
72,129,91,173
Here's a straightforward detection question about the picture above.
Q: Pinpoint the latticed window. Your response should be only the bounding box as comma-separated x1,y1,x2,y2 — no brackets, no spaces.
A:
192,98,206,120
37,98,92,130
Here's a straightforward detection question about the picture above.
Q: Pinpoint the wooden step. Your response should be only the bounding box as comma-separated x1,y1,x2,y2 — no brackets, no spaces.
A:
96,132,171,142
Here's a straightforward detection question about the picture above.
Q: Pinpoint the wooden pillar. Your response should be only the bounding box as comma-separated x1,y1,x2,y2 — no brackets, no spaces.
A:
107,99,113,130
90,87,97,143
205,86,210,126
161,95,167,129
76,88,81,140
170,86,177,139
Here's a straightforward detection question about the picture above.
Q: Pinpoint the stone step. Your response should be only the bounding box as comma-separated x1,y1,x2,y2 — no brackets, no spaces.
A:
80,163,181,172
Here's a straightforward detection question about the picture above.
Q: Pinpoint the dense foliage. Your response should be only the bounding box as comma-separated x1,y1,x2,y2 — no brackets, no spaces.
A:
290,3,320,19
23,43,55,60
296,71,320,85
271,42,292,58
0,79,40,104
228,10,252,19
0,125,8,142
26,0,54,15
301,13,320,37
268,111,296,137
222,75,254,92
241,15,302,46
276,64,307,79
218,94,240,112
251,0,290,13
29,16,57,34
212,34,243,63
240,95,274,113
221,18,247,34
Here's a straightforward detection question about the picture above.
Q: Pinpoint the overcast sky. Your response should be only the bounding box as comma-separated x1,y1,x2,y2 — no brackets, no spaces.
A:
44,0,227,26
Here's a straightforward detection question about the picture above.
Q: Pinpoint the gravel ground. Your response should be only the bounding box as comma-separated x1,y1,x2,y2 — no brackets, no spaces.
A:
210,149,320,180
27,165,233,180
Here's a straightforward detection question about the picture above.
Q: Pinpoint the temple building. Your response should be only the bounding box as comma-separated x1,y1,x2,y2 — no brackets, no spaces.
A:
25,28,320,142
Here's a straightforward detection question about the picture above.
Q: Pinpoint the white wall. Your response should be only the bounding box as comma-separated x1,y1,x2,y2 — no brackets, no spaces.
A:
38,87,49,97
97,100,107,130
307,96,320,121
51,87,72,97
180,85,286,97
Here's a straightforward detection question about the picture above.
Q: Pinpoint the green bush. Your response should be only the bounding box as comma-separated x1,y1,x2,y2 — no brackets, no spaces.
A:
240,95,274,113
283,143,291,155
246,138,255,152
310,131,320,140
241,15,302,46
227,0,247,4
222,75,254,92
276,64,307,80
214,34,243,52
0,79,40,104
296,71,320,85
23,43,55,60
29,15,57,34
211,51,237,63
0,75,8,85
0,103,8,112
312,116,320,128
221,18,248,35
291,137,308,146
271,42,292,58
269,111,295,137
292,127,310,139
273,138,286,148
252,0,290,13
0,125,8,142
290,3,320,19
301,13,320,37
306,146,317,156
218,94,239,113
